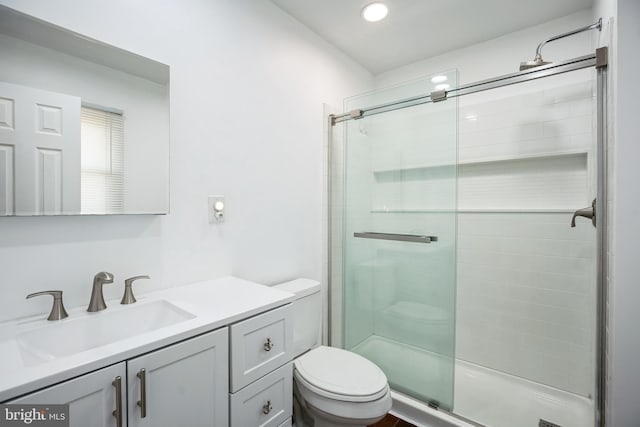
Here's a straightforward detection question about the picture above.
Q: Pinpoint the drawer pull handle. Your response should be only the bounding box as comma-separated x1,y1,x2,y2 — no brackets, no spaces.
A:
262,400,273,415
112,376,123,427
137,368,147,418
264,337,274,351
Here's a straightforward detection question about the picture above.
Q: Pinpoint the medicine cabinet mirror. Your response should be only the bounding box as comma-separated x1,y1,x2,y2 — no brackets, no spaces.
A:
0,5,169,215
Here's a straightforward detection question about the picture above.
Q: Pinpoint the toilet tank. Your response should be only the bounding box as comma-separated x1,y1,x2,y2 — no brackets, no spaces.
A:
273,279,321,358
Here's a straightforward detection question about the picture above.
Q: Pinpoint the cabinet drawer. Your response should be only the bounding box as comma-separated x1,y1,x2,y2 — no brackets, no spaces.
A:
278,418,292,427
230,362,292,427
230,304,293,391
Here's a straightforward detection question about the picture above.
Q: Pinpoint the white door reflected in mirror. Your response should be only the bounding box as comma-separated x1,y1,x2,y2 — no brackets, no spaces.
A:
0,81,80,215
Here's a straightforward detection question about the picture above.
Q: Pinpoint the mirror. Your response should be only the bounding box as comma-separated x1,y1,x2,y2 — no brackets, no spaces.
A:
0,6,169,215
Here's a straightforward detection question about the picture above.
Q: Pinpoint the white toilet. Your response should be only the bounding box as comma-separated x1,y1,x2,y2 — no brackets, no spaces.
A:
274,279,392,427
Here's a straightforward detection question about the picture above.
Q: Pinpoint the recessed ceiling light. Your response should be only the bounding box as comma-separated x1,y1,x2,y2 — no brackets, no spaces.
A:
431,75,448,83
435,83,450,91
362,3,388,22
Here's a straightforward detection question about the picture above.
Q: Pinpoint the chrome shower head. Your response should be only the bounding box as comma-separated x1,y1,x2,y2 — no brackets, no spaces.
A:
519,18,602,72
519,56,552,71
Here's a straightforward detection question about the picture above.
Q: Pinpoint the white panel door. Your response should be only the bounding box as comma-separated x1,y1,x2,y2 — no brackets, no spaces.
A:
9,362,126,427
0,94,15,215
0,142,13,215
0,81,80,215
127,328,229,427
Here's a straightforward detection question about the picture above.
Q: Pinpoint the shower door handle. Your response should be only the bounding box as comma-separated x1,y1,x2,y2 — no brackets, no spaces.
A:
571,198,596,228
354,232,437,243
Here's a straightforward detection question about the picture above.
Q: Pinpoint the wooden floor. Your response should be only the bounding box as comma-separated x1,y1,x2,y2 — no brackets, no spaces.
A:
368,413,416,427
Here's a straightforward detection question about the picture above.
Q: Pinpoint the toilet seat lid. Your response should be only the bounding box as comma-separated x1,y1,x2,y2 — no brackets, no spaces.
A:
294,346,388,402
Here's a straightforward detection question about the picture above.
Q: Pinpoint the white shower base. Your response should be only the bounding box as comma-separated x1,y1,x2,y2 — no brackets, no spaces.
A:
352,336,593,427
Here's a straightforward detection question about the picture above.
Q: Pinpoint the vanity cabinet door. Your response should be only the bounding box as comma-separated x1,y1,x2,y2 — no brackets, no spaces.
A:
9,362,126,427
127,328,229,427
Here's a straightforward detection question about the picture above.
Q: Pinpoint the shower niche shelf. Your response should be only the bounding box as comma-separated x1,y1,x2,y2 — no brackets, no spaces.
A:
371,150,590,174
371,150,590,213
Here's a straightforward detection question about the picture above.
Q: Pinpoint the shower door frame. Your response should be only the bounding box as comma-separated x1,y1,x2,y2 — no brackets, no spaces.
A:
327,47,609,427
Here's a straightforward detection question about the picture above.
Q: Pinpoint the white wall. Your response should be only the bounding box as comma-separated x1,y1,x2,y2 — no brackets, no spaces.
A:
0,0,373,323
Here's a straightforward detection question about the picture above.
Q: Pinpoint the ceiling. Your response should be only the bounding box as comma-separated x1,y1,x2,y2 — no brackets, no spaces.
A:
271,0,594,74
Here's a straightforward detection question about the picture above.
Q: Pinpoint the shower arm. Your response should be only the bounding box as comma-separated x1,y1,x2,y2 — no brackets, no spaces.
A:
532,19,602,62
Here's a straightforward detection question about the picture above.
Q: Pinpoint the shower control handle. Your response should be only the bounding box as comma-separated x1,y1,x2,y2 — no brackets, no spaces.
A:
571,199,596,228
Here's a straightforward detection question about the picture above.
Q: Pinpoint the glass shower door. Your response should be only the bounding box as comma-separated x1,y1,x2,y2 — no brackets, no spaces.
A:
341,72,458,409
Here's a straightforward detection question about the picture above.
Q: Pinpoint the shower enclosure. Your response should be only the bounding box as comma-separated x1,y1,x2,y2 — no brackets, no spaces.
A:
328,48,607,427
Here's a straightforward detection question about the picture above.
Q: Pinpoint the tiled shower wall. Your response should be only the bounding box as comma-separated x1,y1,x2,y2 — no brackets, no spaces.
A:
454,76,597,397
456,212,596,396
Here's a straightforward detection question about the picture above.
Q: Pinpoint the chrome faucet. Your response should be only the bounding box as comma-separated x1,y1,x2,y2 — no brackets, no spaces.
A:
88,272,114,312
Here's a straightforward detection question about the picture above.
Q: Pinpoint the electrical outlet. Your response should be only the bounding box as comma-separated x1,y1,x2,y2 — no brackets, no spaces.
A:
208,195,225,223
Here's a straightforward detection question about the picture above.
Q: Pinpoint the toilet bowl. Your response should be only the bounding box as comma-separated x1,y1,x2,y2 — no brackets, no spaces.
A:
274,279,392,427
294,345,392,427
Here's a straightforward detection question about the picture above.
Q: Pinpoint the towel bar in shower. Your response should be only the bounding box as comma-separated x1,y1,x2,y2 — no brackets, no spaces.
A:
353,232,437,243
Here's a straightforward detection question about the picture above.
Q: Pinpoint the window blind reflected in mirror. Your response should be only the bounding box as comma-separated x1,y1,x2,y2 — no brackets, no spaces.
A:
80,107,124,214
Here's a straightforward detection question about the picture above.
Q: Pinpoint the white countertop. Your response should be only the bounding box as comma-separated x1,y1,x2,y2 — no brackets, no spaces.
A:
0,276,294,402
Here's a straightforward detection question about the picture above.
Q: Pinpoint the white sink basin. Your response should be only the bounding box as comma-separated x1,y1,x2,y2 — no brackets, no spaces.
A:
17,300,195,365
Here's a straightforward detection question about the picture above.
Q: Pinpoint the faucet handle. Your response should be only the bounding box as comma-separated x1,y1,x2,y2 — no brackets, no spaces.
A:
121,276,150,305
27,290,69,321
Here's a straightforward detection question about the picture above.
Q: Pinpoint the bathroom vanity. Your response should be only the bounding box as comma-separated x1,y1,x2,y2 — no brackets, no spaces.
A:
0,277,295,427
